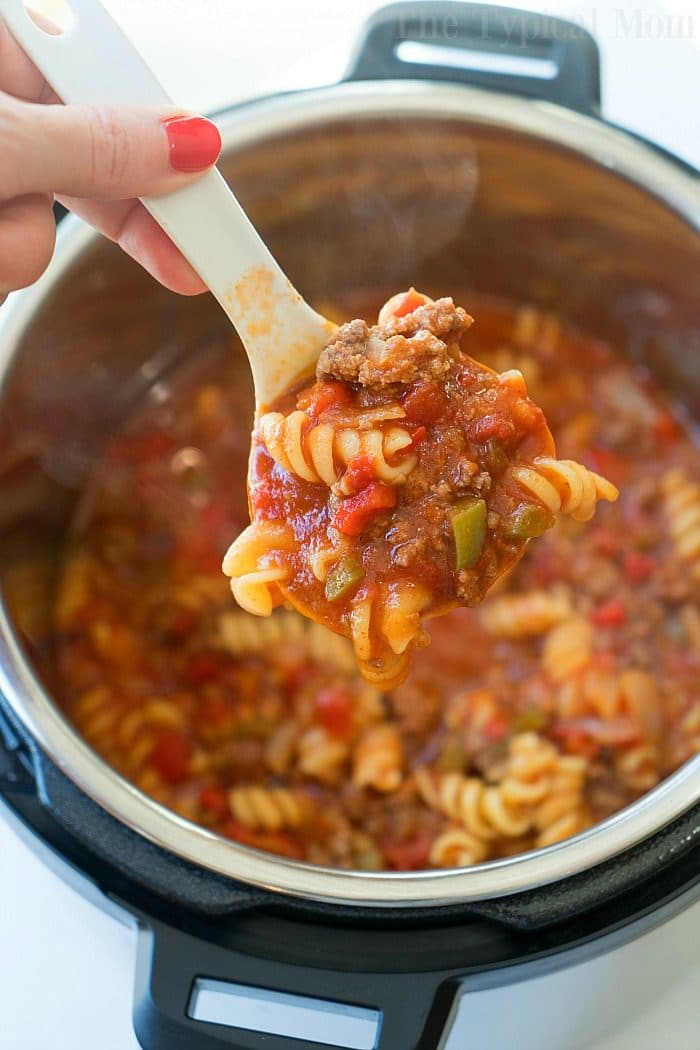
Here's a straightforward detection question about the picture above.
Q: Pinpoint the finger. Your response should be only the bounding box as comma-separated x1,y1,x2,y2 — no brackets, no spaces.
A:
58,195,207,296
0,192,55,291
0,95,222,200
0,9,62,102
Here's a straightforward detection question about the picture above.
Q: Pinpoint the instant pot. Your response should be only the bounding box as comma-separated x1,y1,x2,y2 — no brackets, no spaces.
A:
1,4,699,1048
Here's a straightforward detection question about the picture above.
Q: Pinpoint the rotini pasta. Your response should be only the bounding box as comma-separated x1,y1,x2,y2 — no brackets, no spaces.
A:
417,733,587,850
512,305,562,354
53,287,696,873
258,410,417,487
345,582,431,687
217,608,307,653
479,587,573,639
222,521,294,616
298,726,349,784
228,786,310,831
353,725,403,792
512,458,619,522
534,756,589,846
555,666,662,742
662,468,700,579
613,744,659,792
429,827,489,867
542,617,595,681
217,606,365,676
73,686,119,752
415,734,562,839
482,345,542,394
416,768,522,837
1,558,53,642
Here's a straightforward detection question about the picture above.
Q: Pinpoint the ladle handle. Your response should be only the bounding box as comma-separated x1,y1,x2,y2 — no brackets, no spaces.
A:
0,0,332,404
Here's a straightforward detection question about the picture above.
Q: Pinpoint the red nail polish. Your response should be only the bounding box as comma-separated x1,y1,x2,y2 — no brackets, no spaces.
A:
163,116,222,173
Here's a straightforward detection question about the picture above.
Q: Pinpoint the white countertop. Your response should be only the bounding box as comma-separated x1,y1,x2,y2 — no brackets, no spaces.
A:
2,2,699,1047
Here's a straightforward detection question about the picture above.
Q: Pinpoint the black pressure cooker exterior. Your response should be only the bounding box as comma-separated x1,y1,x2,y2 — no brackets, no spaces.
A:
1,5,698,1049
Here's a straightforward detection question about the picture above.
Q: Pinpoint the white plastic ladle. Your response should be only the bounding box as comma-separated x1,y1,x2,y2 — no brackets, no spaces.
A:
0,0,335,406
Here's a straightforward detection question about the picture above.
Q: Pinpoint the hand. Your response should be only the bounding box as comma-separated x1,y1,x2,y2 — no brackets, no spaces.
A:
0,13,222,304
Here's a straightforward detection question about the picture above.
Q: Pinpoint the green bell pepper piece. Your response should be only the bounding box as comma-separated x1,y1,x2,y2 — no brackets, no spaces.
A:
505,503,555,541
451,497,487,570
325,554,364,601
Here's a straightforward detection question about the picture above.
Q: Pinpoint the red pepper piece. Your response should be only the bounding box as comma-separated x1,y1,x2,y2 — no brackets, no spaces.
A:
590,600,627,628
382,831,432,871
652,412,679,444
483,714,510,742
222,820,305,861
589,526,621,557
298,380,352,418
342,454,376,494
199,785,230,821
472,414,515,443
623,552,656,584
332,481,397,537
402,382,446,424
383,288,430,319
150,730,192,785
184,650,226,686
316,686,353,736
549,723,601,760
583,446,629,484
196,694,236,733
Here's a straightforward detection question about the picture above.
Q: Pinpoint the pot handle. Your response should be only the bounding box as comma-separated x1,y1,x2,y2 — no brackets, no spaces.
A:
346,2,601,115
133,918,458,1050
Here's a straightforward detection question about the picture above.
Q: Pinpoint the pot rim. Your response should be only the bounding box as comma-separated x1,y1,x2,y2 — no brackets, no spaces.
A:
1,80,699,908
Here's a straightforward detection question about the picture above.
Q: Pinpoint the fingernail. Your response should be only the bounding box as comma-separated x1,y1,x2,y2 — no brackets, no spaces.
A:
163,116,222,173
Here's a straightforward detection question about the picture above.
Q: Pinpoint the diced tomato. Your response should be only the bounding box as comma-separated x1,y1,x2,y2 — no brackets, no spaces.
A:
402,382,446,424
150,730,192,784
299,380,352,418
409,425,428,449
332,482,397,537
590,600,627,628
222,820,304,860
160,605,199,642
342,454,376,494
316,686,352,736
199,785,230,820
551,717,641,752
472,414,515,443
483,714,510,741
549,723,601,761
283,662,316,693
587,718,642,747
623,552,656,584
184,651,227,686
589,526,621,557
653,412,680,445
583,446,630,484
380,288,430,321
196,694,236,730
382,831,432,871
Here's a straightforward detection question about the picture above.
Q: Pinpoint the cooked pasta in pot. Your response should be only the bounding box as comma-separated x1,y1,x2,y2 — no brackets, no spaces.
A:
52,296,700,870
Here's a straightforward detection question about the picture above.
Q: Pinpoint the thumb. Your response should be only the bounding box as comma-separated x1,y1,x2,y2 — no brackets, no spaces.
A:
0,95,222,201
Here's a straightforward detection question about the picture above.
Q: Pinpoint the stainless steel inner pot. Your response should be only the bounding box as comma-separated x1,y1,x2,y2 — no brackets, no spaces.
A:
1,81,699,908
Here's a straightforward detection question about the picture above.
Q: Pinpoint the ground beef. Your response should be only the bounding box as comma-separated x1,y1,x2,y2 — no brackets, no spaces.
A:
316,298,473,390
